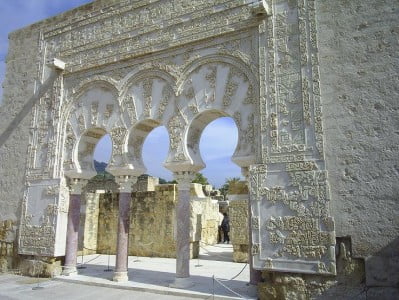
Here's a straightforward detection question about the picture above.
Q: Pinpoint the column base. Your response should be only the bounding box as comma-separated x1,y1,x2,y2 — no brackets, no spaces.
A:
113,271,128,282
62,265,77,276
169,277,194,289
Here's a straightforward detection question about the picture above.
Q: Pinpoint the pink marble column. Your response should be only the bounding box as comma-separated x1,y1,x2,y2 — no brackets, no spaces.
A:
170,171,195,289
63,178,87,275
113,175,136,282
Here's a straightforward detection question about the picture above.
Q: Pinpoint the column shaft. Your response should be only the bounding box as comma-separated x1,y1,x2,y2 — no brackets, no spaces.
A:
113,192,131,281
176,189,191,278
170,171,195,288
63,194,81,275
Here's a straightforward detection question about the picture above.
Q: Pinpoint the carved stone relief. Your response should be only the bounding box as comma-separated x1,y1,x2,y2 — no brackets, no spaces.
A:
251,0,335,275
19,179,65,256
16,0,335,279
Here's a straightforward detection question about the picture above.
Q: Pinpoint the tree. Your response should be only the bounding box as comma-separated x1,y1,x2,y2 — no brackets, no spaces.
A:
191,172,209,185
219,177,241,197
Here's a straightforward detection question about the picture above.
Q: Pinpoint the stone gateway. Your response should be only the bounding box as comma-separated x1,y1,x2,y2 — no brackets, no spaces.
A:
0,0,398,298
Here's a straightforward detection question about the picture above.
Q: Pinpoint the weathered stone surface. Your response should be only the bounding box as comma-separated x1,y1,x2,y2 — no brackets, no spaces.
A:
229,195,249,263
315,1,399,297
317,0,399,260
18,258,62,278
366,255,399,287
367,287,399,300
79,193,100,255
258,239,367,300
93,184,219,258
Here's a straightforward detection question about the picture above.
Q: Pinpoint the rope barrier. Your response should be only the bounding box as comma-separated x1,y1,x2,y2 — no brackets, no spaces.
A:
218,263,248,282
213,277,248,299
78,254,102,266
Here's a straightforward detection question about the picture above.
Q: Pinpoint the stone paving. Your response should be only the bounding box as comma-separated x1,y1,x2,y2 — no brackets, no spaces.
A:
0,244,258,300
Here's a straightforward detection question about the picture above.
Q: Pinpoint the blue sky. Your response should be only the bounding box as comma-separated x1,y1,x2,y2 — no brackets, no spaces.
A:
94,117,242,188
0,0,242,188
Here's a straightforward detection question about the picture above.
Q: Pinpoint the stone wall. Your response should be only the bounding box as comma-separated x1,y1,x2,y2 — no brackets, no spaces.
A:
229,197,249,263
228,181,249,263
258,239,366,300
0,27,40,266
128,186,176,258
93,184,219,258
0,220,15,272
134,175,159,192
96,192,118,254
191,185,220,249
316,0,399,296
79,193,100,255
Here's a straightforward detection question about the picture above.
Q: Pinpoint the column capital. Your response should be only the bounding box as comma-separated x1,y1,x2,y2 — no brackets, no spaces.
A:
115,175,137,193
69,178,88,195
241,166,249,179
174,171,195,191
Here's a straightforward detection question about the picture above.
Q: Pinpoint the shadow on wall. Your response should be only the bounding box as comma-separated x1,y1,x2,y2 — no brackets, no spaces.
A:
365,236,399,297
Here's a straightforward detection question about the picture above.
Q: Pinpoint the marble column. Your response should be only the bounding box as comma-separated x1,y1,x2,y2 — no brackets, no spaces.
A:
242,167,262,285
63,178,87,275
170,171,195,289
113,175,136,282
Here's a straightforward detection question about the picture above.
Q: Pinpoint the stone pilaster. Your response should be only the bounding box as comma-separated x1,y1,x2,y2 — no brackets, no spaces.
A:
113,175,137,282
242,167,262,285
170,171,195,289
63,178,87,275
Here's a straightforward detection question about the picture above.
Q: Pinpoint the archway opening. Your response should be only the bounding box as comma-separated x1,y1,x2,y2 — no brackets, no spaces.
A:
199,117,242,189
142,125,172,183
127,122,172,257
93,133,112,174
76,128,114,256
194,116,246,263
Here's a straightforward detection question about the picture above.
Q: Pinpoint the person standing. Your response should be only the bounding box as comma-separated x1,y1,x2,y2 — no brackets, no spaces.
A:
221,213,230,243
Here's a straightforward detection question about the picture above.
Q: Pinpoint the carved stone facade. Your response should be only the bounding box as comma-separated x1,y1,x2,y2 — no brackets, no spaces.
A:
0,0,398,298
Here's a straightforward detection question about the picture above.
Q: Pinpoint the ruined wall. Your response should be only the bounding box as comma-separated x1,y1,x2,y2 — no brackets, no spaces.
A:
78,192,100,255
95,184,219,258
230,197,249,263
134,176,159,192
228,181,250,263
316,0,399,296
0,220,15,272
96,192,118,254
128,186,176,258
190,183,220,251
